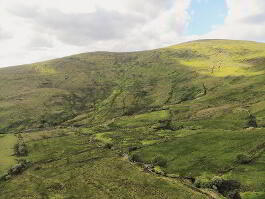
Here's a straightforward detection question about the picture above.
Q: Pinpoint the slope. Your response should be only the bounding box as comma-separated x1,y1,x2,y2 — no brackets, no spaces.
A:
0,39,265,199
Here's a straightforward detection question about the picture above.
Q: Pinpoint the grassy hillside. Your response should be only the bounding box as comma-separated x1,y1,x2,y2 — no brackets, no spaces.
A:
0,40,265,199
0,134,17,175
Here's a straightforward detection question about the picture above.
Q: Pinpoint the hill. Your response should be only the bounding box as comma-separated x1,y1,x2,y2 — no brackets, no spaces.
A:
0,40,265,199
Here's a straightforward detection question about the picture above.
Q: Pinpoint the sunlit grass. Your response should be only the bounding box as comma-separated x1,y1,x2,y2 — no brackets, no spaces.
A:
0,134,17,175
167,40,265,77
32,64,56,74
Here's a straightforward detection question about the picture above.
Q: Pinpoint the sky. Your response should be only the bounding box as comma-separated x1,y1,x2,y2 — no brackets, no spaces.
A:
0,0,265,67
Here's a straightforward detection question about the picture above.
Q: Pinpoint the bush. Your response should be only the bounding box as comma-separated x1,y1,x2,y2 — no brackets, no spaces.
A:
194,176,212,188
211,176,224,188
129,154,143,163
14,142,28,156
247,114,257,128
217,180,241,195
104,143,113,149
152,156,167,167
236,154,252,164
227,190,241,199
128,146,138,152
194,176,241,198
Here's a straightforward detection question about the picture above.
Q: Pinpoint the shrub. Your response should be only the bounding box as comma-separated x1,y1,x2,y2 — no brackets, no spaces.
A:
194,176,241,198
152,156,167,167
216,180,241,196
128,146,138,152
14,142,28,156
194,176,212,188
247,114,257,128
211,176,224,187
227,190,241,199
236,153,252,164
129,154,143,163
104,143,113,149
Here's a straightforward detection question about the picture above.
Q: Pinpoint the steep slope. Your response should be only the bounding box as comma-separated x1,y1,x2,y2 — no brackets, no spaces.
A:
0,40,265,199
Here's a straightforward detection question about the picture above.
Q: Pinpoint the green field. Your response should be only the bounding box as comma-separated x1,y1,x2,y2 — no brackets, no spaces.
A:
0,134,17,176
0,129,211,199
0,40,265,198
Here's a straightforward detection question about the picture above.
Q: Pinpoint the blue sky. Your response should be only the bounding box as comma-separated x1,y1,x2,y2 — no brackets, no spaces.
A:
186,0,228,35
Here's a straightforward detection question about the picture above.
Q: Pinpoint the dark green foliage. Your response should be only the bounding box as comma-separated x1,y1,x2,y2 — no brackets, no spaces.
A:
155,120,174,130
236,153,252,164
227,191,242,199
152,156,167,167
14,142,28,156
0,173,9,182
194,177,213,189
128,146,138,152
247,114,257,128
217,180,241,197
194,176,241,198
104,143,113,149
129,154,143,163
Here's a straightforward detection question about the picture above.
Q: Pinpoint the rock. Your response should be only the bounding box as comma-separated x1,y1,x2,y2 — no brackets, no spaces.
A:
14,142,28,156
0,173,8,181
246,127,254,131
227,190,241,199
212,185,218,190
8,164,24,175
5,175,11,180
8,160,31,176
143,164,153,172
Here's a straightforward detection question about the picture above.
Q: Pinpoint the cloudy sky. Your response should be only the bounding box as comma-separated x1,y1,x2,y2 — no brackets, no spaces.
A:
0,0,265,67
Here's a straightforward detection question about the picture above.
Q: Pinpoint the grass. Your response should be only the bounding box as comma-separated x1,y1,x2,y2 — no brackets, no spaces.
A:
112,110,170,128
132,128,265,175
0,39,265,198
94,132,113,144
241,192,265,199
0,128,209,199
168,40,265,77
0,134,17,175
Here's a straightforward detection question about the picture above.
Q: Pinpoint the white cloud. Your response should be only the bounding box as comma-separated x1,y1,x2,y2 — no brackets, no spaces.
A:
0,26,12,40
1,0,265,68
191,0,265,42
0,0,192,67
